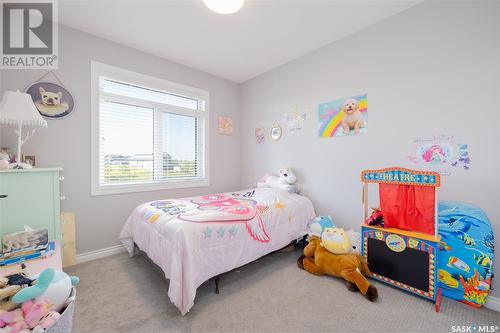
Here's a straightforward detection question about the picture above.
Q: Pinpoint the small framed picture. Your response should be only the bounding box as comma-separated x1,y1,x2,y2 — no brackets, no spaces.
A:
255,127,265,144
22,154,37,167
218,116,234,135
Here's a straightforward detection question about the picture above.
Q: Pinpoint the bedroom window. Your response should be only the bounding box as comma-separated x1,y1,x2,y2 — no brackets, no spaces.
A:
91,62,209,195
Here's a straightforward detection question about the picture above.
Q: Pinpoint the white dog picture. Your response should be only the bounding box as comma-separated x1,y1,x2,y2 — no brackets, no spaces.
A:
26,82,75,119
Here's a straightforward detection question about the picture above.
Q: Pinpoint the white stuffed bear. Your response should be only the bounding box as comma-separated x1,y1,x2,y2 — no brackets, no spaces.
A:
258,167,299,193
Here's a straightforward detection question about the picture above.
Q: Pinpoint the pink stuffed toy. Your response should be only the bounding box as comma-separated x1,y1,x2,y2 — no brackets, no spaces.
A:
0,309,28,333
0,300,55,333
34,311,60,331
22,301,50,329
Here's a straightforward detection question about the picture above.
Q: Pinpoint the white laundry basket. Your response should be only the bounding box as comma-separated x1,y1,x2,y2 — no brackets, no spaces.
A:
46,288,76,333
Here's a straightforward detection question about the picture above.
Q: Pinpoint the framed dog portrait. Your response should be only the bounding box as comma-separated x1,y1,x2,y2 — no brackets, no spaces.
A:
26,82,75,119
318,94,368,138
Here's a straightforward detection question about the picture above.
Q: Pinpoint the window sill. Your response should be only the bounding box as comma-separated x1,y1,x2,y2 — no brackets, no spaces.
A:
91,178,209,196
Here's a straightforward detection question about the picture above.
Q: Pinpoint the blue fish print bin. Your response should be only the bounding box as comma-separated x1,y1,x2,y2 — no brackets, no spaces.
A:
438,202,494,307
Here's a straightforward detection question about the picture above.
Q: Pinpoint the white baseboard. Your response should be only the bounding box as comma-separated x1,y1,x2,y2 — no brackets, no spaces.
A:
76,244,126,264
485,295,500,312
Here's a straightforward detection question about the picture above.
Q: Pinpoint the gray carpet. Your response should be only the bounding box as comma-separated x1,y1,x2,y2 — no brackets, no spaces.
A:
65,248,499,333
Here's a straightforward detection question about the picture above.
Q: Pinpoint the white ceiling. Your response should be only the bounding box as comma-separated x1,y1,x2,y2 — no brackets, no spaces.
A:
59,0,419,83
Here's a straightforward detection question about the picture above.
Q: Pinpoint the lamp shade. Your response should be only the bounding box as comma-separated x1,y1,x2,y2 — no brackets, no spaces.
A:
0,91,47,127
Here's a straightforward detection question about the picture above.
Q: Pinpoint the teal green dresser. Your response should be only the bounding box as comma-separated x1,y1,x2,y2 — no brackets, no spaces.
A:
0,168,62,241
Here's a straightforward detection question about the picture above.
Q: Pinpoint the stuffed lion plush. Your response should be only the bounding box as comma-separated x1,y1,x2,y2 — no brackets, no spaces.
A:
297,234,378,302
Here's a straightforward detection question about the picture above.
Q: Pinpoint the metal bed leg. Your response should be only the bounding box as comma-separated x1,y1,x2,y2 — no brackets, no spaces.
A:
294,235,308,249
214,276,220,294
131,243,139,257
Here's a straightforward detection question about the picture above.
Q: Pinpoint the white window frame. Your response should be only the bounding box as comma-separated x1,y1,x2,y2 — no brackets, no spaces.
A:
91,61,210,196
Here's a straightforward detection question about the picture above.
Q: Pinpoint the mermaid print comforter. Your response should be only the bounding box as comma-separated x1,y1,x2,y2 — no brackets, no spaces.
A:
119,187,315,315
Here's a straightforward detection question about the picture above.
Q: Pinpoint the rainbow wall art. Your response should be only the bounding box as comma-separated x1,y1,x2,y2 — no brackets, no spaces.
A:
318,94,368,138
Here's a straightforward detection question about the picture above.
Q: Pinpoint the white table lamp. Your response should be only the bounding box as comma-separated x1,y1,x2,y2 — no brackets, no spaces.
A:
0,91,47,169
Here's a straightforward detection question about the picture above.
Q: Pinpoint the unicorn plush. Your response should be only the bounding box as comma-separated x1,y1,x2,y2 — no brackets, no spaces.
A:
257,167,299,193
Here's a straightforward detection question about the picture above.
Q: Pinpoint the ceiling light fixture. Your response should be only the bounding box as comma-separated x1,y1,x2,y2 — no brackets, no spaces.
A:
203,0,245,15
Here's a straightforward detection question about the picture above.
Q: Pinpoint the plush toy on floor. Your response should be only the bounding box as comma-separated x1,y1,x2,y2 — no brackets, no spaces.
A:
320,228,352,254
257,167,299,193
297,228,378,302
308,216,336,237
345,229,361,254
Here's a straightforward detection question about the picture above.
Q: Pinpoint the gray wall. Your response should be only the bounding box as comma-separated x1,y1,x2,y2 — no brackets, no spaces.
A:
0,26,241,254
240,1,500,296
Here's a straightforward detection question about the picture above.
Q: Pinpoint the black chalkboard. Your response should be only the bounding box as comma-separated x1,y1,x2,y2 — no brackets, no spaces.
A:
367,238,429,292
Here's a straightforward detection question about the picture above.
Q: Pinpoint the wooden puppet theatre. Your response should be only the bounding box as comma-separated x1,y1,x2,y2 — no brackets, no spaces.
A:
361,168,443,311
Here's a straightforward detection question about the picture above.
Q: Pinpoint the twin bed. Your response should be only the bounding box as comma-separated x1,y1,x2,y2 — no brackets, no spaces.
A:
119,187,315,315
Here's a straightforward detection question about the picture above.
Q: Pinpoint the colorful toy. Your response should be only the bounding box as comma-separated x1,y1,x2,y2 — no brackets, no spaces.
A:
0,300,60,333
257,167,299,193
0,308,28,333
361,167,443,311
320,228,351,254
12,268,79,313
297,236,378,301
308,215,336,237
365,208,384,227
437,201,494,307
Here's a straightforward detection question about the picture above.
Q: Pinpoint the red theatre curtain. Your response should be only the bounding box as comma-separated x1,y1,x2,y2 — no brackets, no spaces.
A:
379,184,435,235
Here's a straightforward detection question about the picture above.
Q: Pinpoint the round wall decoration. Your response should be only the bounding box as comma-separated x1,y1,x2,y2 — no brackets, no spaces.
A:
270,122,282,141
26,81,75,119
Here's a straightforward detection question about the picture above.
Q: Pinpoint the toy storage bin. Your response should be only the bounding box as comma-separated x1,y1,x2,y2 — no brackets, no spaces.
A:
47,288,76,333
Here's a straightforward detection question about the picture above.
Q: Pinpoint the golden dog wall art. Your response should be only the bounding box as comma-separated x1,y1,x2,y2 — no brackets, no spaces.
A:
26,82,75,119
318,94,368,138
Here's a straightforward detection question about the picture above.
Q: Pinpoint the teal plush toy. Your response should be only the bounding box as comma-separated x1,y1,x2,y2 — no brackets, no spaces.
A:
12,268,79,312
309,215,336,237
